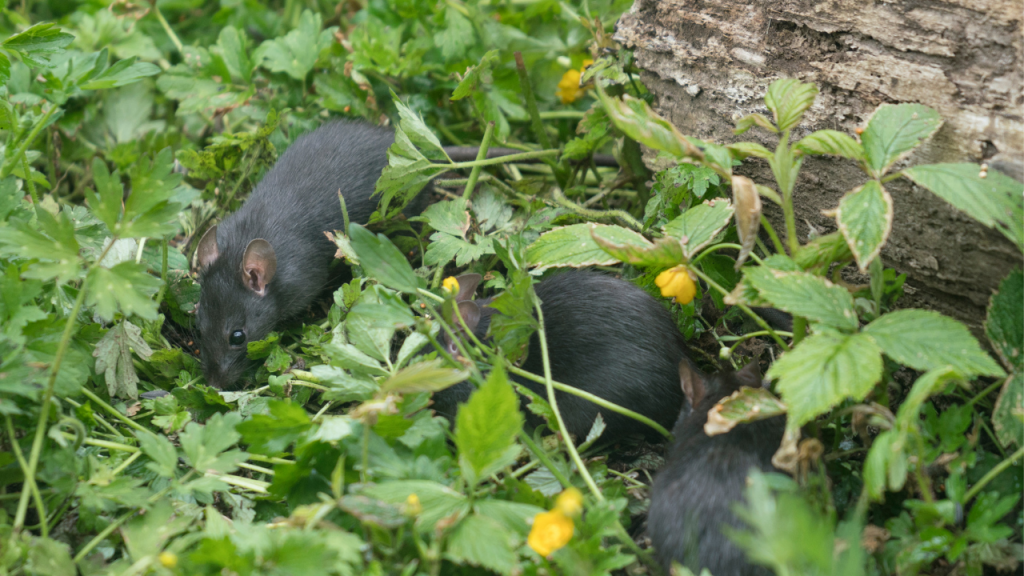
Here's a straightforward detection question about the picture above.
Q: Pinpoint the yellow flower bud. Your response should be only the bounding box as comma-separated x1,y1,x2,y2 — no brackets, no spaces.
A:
556,69,583,104
442,276,460,294
528,510,574,557
655,266,697,304
158,551,178,568
405,493,422,516
554,487,583,517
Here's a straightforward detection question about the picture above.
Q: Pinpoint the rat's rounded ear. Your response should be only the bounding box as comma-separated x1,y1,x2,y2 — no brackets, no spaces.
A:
679,360,707,408
197,226,220,270
454,273,482,302
735,360,763,389
242,239,277,296
456,301,481,333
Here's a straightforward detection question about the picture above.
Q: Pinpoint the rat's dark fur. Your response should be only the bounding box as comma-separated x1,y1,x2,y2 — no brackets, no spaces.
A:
432,270,690,442
647,363,785,576
197,121,411,389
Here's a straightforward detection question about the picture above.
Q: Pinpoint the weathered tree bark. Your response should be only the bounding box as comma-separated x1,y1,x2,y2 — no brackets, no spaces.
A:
614,0,1022,332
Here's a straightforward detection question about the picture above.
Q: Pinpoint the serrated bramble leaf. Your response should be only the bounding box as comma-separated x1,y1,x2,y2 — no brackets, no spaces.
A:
743,268,859,332
986,269,1023,372
348,224,420,294
764,79,818,132
662,199,734,259
456,363,523,486
216,26,252,83
488,270,537,364
3,23,74,67
392,89,447,159
864,310,1004,377
793,232,854,271
93,320,152,399
596,85,698,159
445,513,517,576
861,104,942,176
767,332,882,426
590,224,683,269
836,180,893,271
361,480,469,530
704,386,786,436
85,262,162,322
527,224,621,271
255,10,334,80
452,50,499,101
992,372,1023,449
795,130,865,161
903,163,1023,251
438,6,476,62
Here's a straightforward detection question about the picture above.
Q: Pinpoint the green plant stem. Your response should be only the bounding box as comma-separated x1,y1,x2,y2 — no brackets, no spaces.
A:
13,282,88,532
760,215,786,254
247,454,294,466
691,243,765,266
64,397,124,438
517,430,570,488
514,51,553,152
5,417,48,537
238,461,275,475
462,122,493,199
154,239,169,307
2,104,59,179
152,4,184,53
80,388,149,434
968,379,1004,407
688,267,790,351
552,186,642,231
533,296,602,500
20,150,38,205
538,111,586,120
964,446,1024,503
726,330,794,357
612,520,664,576
448,149,558,169
505,364,671,439
111,451,143,476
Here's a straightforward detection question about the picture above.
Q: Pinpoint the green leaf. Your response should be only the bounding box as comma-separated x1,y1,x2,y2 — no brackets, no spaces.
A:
764,79,819,132
22,536,75,576
0,46,11,85
861,103,942,176
451,50,499,100
179,412,247,475
438,6,476,62
137,431,179,478
743,268,859,332
380,359,469,394
590,224,683,269
346,302,413,362
836,180,893,271
793,232,854,271
85,262,162,322
255,10,333,80
727,141,774,159
236,400,312,455
527,224,621,271
767,332,882,426
216,26,252,83
795,130,865,160
360,480,469,529
596,84,696,159
903,163,1024,251
372,95,449,220
2,23,74,67
79,56,160,90
986,269,1023,372
313,365,380,402
445,513,517,576
662,199,734,259
864,310,1004,377
93,320,153,399
348,224,420,294
733,113,777,135
455,363,523,486
704,386,786,436
992,372,1023,449
488,269,538,364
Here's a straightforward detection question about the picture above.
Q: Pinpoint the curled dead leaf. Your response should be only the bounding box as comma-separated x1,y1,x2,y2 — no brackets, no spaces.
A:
732,175,761,270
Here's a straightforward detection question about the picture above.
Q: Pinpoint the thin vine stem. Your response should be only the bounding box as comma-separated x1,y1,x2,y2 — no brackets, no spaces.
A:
13,281,88,531
462,122,493,199
964,446,1024,503
2,104,59,179
552,186,642,230
80,388,149,434
533,294,602,500
5,416,48,537
687,267,790,351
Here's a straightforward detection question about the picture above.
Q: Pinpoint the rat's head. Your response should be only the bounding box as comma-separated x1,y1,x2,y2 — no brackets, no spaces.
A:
195,226,279,389
439,274,484,357
678,360,762,412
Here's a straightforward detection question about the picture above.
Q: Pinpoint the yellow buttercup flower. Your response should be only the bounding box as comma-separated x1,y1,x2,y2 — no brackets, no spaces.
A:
405,493,422,516
528,510,574,557
442,276,460,294
158,551,178,568
555,59,596,104
554,487,583,517
656,265,697,304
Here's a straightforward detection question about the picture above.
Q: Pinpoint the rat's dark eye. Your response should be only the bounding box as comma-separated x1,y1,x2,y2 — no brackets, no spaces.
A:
229,330,246,346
